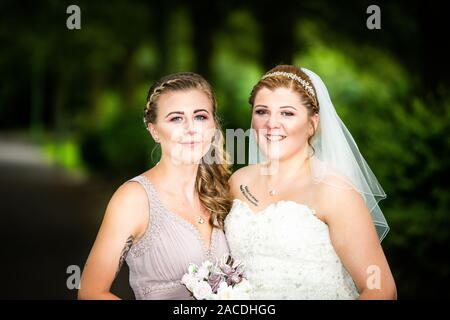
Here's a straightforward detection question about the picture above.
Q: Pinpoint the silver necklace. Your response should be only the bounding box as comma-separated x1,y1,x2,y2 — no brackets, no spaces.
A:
267,174,301,197
197,216,205,224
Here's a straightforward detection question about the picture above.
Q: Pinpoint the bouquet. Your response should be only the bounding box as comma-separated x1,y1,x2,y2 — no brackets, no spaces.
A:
181,254,252,300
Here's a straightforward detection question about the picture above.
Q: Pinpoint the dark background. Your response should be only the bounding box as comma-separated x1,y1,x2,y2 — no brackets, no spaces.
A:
0,0,449,299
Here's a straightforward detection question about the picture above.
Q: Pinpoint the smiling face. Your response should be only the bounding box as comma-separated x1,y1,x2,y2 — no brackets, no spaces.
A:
148,89,216,165
252,87,319,162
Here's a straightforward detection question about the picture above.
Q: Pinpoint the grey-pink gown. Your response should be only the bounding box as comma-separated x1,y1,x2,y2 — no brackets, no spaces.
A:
124,175,230,299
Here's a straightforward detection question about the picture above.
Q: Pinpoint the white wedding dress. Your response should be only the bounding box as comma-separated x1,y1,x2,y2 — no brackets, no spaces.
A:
224,199,360,300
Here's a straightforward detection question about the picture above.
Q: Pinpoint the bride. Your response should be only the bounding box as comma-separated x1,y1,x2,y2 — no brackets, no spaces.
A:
225,65,397,299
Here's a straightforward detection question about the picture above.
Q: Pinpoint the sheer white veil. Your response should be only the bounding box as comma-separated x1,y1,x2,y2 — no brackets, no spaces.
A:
248,67,389,241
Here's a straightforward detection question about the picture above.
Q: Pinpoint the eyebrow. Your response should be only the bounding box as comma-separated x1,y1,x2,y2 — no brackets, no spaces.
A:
165,108,210,118
254,105,297,111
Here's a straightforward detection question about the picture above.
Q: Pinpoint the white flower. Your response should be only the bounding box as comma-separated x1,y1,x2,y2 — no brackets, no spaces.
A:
181,273,199,292
213,280,253,300
187,263,198,274
206,293,219,300
216,282,235,300
196,265,210,280
201,260,214,270
217,282,229,292
181,257,252,300
192,281,213,300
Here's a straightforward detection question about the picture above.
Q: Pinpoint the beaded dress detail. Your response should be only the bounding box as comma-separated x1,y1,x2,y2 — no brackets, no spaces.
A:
125,175,230,299
224,199,359,300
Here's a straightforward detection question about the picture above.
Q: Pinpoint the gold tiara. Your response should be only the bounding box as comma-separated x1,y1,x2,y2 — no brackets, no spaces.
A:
261,71,315,97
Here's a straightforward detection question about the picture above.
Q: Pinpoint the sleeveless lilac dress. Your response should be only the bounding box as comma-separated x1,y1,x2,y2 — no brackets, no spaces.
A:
124,175,230,299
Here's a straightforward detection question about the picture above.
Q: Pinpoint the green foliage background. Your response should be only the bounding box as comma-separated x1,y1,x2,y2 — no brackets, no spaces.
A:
0,0,448,298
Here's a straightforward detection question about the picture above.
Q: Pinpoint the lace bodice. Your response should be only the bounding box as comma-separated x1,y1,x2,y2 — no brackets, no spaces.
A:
224,199,359,300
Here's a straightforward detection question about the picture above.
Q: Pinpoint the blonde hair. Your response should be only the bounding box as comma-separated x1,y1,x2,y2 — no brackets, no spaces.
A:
144,72,232,228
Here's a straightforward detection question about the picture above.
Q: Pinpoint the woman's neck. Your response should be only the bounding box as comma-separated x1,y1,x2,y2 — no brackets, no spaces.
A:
261,147,311,186
149,156,200,201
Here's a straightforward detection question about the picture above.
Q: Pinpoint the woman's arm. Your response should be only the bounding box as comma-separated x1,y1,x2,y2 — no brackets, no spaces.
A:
319,179,397,300
78,182,148,300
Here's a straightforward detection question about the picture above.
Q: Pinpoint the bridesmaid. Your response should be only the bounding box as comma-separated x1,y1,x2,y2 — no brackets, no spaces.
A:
78,72,232,299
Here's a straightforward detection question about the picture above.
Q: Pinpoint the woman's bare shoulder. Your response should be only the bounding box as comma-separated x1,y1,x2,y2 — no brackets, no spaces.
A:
314,173,368,224
228,165,260,197
229,164,259,184
114,179,148,208
103,178,149,236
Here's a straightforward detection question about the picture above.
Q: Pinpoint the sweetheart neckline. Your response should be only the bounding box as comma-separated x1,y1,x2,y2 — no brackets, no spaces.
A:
231,198,327,226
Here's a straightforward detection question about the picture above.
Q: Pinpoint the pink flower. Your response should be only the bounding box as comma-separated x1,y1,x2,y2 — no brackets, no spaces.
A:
220,255,245,285
208,272,225,293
